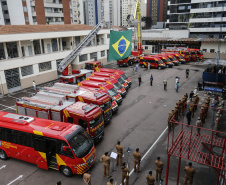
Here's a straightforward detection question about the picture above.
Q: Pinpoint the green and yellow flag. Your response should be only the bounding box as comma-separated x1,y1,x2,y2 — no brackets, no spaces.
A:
108,29,132,61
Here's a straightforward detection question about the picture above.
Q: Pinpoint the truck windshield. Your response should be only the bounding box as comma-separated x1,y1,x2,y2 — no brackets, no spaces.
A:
113,82,123,90
107,88,118,97
158,60,163,64
173,57,177,61
90,114,103,129
121,74,128,80
166,58,171,62
117,77,125,84
68,130,93,158
103,100,111,111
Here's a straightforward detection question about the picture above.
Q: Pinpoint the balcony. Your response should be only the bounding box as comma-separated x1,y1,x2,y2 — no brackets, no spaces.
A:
191,7,225,13
44,2,63,8
190,27,226,32
45,12,64,17
190,17,226,23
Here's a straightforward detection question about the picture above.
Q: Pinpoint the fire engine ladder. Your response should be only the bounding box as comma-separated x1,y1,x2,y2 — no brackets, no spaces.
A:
57,21,104,73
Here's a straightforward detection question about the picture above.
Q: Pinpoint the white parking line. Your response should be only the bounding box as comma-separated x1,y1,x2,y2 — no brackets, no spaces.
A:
0,104,16,110
121,127,168,184
7,175,23,185
0,165,6,170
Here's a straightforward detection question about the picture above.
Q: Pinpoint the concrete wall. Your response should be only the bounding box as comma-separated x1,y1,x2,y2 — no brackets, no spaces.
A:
7,0,25,25
201,42,226,59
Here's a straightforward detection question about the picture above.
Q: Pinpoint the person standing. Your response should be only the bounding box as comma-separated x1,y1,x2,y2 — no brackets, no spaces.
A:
184,162,195,185
146,171,155,185
83,172,91,185
163,79,167,91
121,162,130,185
100,152,111,178
193,87,197,95
150,74,153,86
186,109,191,125
133,148,141,172
138,75,142,87
107,178,114,185
155,157,164,182
116,141,123,166
135,64,138,72
186,69,190,78
33,80,36,91
176,81,179,93
196,117,201,136
189,91,194,101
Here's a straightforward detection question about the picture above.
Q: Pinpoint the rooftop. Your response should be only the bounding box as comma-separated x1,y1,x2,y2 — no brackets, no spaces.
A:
0,24,95,35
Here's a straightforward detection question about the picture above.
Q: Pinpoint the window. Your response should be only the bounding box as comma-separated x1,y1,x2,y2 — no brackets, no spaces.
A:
202,49,207,52
39,61,52,72
145,46,148,50
28,46,33,56
79,54,87,62
90,52,97,60
101,38,104,44
21,65,34,77
25,16,29,22
2,1,7,5
4,10,8,14
101,50,105,57
57,141,74,158
23,6,28,12
210,49,215,53
107,34,110,38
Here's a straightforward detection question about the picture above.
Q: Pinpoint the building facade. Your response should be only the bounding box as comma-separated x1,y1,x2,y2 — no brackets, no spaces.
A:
146,0,167,28
0,25,110,95
83,0,96,26
166,0,226,38
0,0,86,25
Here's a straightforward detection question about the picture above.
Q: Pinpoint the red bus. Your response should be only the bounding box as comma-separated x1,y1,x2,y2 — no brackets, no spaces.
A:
0,111,95,176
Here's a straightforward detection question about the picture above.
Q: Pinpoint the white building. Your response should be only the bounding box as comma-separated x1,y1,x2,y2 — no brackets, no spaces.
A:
0,0,85,25
0,24,110,95
103,0,120,27
166,0,226,38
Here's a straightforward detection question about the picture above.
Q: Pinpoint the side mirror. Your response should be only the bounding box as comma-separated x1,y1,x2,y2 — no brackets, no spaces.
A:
63,146,69,152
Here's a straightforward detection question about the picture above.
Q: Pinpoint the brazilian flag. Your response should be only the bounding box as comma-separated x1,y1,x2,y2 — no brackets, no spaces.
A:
108,29,132,61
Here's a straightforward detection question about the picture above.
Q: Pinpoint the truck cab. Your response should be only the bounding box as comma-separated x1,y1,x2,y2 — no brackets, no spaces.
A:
78,80,123,105
85,61,102,71
140,55,166,69
86,76,127,98
155,54,173,68
163,54,180,66
92,72,129,90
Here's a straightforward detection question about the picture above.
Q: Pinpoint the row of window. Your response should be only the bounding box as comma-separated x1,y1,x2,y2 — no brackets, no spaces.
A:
0,127,74,158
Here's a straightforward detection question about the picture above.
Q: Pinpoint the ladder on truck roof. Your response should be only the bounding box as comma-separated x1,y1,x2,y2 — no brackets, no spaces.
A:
57,21,104,73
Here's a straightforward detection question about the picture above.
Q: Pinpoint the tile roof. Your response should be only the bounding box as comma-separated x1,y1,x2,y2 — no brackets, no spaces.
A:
0,24,96,35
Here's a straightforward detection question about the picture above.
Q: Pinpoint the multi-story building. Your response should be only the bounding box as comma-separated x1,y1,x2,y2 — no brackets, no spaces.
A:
72,0,84,24
166,0,226,38
0,0,87,25
103,0,120,27
146,0,167,28
0,24,110,95
96,0,104,24
83,0,96,26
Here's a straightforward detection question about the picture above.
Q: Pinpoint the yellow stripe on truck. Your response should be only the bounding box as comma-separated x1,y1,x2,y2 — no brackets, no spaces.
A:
33,130,44,136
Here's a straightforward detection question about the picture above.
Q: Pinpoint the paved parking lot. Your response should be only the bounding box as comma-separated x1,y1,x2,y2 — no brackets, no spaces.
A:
0,62,220,185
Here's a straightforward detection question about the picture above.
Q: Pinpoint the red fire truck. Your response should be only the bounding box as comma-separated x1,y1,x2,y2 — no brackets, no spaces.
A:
85,61,103,71
161,49,191,62
191,49,203,60
97,68,132,87
140,55,166,69
78,80,123,105
0,111,95,176
155,54,174,68
162,53,180,66
15,92,104,142
86,76,127,98
91,72,129,90
39,83,112,123
162,53,186,64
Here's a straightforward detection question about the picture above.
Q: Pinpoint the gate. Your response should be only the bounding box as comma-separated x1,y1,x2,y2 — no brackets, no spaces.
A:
4,68,21,93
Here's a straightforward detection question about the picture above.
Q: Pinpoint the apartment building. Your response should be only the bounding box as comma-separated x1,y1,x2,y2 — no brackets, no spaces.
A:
0,0,85,25
166,0,226,38
83,0,96,26
146,0,167,28
0,24,110,95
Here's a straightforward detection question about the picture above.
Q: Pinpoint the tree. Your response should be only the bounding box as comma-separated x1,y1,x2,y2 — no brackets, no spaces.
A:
141,16,152,29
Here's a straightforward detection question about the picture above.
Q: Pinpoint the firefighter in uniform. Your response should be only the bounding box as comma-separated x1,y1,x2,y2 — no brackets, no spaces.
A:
184,162,195,185
121,162,130,185
196,117,202,135
100,152,111,178
174,105,179,120
155,157,164,181
133,148,142,172
146,171,155,185
116,141,123,166
107,178,114,185
190,105,195,118
83,172,91,185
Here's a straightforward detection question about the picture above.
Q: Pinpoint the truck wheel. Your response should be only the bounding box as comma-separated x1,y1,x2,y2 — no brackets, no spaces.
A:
0,149,8,160
61,166,73,177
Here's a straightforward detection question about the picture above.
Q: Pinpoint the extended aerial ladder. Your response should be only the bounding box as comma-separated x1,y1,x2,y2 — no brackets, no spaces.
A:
57,21,104,75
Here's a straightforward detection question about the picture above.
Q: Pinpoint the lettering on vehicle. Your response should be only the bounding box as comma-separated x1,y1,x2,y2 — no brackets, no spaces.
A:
104,107,112,114
91,121,104,132
2,141,17,149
